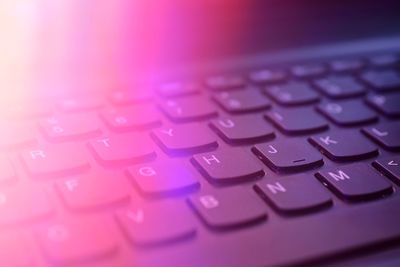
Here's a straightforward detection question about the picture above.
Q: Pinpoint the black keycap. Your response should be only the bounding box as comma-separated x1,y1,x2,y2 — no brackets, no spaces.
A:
252,139,323,173
188,186,267,230
360,70,400,92
205,74,245,91
255,174,332,214
313,75,366,99
159,96,217,122
368,54,399,68
362,122,400,151
317,100,377,126
373,156,400,184
249,69,286,84
88,134,156,167
151,123,218,155
127,162,199,197
213,90,271,114
209,115,275,144
157,82,200,97
264,82,320,106
309,131,378,161
265,107,328,135
366,92,400,118
291,64,326,78
116,200,196,246
100,105,161,132
329,58,364,72
316,163,392,201
191,148,264,184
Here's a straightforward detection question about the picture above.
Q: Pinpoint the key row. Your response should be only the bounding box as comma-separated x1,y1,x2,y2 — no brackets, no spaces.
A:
2,157,400,265
1,124,396,187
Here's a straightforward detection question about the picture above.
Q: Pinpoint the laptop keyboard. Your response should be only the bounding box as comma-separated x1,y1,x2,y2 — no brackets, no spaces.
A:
1,52,400,267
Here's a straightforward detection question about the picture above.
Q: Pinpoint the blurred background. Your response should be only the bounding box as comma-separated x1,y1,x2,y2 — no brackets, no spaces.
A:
0,0,399,99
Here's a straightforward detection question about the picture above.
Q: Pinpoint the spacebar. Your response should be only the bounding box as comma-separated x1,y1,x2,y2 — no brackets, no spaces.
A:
257,195,400,266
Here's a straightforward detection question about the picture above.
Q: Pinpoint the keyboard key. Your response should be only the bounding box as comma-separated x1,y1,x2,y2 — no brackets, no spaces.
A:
309,131,378,161
0,232,34,267
151,124,218,155
191,148,264,184
362,122,400,151
109,89,153,105
0,185,52,225
360,70,400,92
127,162,199,197
368,54,399,68
0,122,36,149
188,187,267,230
313,75,366,99
213,90,271,113
291,63,326,78
252,139,323,172
316,163,392,201
0,156,15,184
209,115,275,144
100,105,161,132
373,156,400,184
20,144,90,178
255,174,332,214
39,114,101,142
249,69,286,84
36,217,118,264
159,96,217,122
264,82,320,106
205,74,245,91
88,134,155,167
57,95,103,113
56,170,131,211
329,58,364,72
116,200,195,246
317,100,378,126
366,93,400,118
157,82,200,97
265,107,328,135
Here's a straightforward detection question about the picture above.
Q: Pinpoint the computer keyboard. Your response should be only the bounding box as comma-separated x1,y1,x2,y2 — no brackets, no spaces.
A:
1,50,400,267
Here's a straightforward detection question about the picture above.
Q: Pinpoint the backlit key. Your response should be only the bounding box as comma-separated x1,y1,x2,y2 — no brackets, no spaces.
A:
360,70,400,92
205,74,245,90
373,156,400,185
316,163,392,201
255,174,332,214
252,139,323,173
159,96,217,122
313,75,366,99
317,100,377,126
128,162,199,197
210,115,275,144
20,144,90,178
191,148,264,184
88,134,156,167
213,90,271,114
157,82,200,97
100,105,161,132
366,93,400,118
56,170,131,211
151,124,218,155
264,82,319,106
362,122,400,151
188,187,267,230
309,131,378,161
57,95,103,113
0,185,53,225
39,114,101,142
36,217,118,265
265,107,328,135
116,200,196,246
